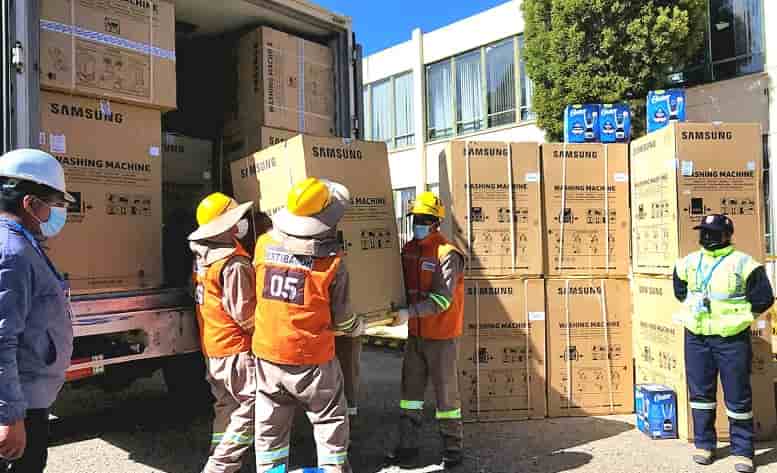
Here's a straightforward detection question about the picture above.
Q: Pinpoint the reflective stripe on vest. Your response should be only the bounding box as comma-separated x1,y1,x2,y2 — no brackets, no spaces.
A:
402,232,465,340
676,247,760,337
194,242,252,358
252,233,341,365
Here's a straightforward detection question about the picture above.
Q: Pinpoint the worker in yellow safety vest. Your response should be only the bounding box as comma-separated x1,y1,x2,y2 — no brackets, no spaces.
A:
674,214,774,473
387,191,466,470
189,193,257,473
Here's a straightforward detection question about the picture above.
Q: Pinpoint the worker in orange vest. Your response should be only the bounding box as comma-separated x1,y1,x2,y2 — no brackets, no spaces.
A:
253,178,363,473
189,193,257,473
387,191,465,470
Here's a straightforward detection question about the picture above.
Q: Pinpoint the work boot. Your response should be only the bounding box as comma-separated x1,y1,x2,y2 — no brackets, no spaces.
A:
385,447,420,468
692,448,715,466
442,449,464,469
733,456,755,473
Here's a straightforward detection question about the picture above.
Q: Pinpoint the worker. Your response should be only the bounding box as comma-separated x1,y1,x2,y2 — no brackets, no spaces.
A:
674,214,774,473
0,149,75,472
252,177,363,473
189,193,257,473
387,191,465,469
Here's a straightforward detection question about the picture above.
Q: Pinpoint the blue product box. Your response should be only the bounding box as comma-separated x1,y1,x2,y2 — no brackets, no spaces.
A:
647,89,686,133
635,384,678,440
599,103,631,143
564,104,601,143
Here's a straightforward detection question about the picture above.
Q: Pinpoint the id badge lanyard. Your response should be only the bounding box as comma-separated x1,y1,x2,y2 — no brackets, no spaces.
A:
6,220,73,318
696,252,729,305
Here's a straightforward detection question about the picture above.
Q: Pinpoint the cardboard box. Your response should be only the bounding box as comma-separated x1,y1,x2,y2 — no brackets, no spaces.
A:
542,144,631,277
438,141,543,277
39,90,162,294
545,278,634,417
635,384,679,440
647,89,686,133
564,104,600,143
223,121,298,163
232,135,405,318
162,132,212,219
459,278,546,422
235,27,335,136
599,104,631,144
630,123,765,276
632,275,777,441
40,0,176,110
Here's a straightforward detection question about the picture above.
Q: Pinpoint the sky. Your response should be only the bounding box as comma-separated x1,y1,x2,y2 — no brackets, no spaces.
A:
314,0,510,55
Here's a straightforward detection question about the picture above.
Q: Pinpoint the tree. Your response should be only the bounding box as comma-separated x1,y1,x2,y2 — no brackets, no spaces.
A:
522,0,707,141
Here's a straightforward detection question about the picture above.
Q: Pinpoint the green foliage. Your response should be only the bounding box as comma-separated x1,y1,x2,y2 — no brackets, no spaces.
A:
522,0,707,140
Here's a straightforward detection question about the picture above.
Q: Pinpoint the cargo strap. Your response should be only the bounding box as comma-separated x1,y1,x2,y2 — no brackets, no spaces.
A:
558,142,568,272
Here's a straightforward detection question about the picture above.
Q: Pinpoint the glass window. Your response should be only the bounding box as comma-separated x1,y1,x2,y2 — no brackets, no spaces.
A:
370,79,392,146
518,36,535,121
362,88,370,140
486,39,516,127
394,187,416,247
394,72,415,148
456,50,484,134
709,0,764,80
427,60,454,140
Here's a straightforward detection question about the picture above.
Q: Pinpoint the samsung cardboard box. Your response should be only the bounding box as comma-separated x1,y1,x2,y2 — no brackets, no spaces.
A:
223,121,298,164
630,123,764,276
564,104,600,143
39,91,162,294
632,275,777,441
459,278,547,422
647,89,686,133
234,27,335,137
231,135,405,318
635,384,679,440
599,104,631,143
545,278,634,417
438,141,543,277
542,144,631,277
40,0,176,111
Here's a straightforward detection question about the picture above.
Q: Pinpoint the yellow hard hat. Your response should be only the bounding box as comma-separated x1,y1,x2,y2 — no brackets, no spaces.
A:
410,191,445,219
196,192,238,225
287,177,331,217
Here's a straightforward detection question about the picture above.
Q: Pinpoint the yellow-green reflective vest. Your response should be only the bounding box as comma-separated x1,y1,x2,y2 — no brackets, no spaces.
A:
675,246,761,337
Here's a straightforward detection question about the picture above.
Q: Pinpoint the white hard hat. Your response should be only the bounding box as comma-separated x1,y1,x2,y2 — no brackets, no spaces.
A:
0,148,75,202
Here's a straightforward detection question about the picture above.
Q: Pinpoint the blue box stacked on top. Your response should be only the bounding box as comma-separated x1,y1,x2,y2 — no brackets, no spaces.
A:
564,103,631,144
646,89,686,133
635,384,678,440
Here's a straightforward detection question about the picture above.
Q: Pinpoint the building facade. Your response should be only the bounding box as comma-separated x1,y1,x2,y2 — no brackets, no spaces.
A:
363,0,777,252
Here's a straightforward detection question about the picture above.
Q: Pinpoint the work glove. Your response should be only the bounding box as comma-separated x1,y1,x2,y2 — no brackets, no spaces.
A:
390,308,410,327
348,318,366,338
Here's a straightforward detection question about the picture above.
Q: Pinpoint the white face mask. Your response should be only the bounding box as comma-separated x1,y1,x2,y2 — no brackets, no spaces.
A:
235,218,249,239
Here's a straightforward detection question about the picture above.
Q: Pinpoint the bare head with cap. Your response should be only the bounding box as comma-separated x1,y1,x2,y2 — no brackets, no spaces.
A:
695,214,734,251
0,148,74,237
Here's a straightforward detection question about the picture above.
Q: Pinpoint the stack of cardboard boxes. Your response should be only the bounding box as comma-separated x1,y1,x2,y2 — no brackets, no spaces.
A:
439,141,546,421
440,141,634,421
37,0,177,294
630,122,777,440
541,143,634,418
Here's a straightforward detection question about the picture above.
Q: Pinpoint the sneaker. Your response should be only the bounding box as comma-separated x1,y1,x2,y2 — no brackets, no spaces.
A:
733,456,755,473
692,448,715,466
385,448,420,468
442,450,464,469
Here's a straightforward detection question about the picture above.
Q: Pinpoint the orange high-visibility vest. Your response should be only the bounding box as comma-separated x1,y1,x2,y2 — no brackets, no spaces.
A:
252,233,342,365
194,242,252,358
402,231,464,340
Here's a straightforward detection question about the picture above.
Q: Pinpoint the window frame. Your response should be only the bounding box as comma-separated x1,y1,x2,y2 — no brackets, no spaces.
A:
424,34,534,143
363,70,415,150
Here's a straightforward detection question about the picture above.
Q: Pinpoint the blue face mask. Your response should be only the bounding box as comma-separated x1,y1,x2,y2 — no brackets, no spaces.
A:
39,206,68,237
413,224,432,241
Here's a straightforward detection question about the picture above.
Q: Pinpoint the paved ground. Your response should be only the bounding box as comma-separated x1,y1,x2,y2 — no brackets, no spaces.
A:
47,346,777,473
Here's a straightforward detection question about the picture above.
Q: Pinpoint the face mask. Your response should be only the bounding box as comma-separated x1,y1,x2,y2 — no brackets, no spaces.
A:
38,206,68,237
235,218,249,239
413,224,432,241
699,229,728,251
